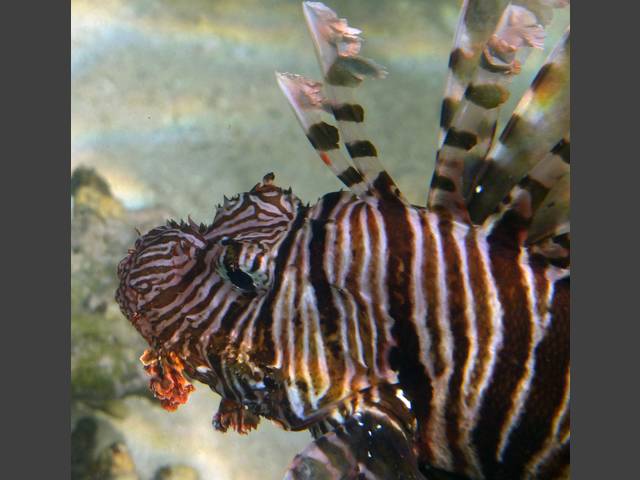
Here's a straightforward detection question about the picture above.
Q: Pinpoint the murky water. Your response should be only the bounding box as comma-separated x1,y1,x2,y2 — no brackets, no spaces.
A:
71,1,569,478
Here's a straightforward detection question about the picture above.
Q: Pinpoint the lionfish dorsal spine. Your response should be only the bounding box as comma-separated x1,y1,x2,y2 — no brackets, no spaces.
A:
438,0,511,147
467,27,570,224
487,132,569,254
301,1,405,201
275,71,370,196
430,3,550,220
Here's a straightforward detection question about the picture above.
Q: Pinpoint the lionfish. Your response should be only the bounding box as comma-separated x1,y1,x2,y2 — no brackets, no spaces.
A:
116,1,570,479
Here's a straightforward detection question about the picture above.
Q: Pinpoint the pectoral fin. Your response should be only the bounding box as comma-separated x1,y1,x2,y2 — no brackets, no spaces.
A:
213,398,260,435
284,410,424,480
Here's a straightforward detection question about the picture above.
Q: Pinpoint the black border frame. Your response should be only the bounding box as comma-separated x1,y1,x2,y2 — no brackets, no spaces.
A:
4,1,71,477
5,0,637,477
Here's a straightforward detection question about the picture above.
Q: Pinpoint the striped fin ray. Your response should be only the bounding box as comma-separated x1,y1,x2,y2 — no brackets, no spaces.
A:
484,134,570,255
527,171,570,268
302,1,405,201
438,1,569,146
438,0,510,146
467,27,570,224
430,2,549,220
275,72,369,196
526,135,570,248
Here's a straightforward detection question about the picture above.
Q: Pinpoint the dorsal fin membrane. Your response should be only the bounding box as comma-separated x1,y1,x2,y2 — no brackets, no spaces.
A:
530,226,570,269
528,167,569,245
468,27,570,224
429,2,551,221
302,2,405,201
275,72,369,197
490,134,569,224
484,133,570,254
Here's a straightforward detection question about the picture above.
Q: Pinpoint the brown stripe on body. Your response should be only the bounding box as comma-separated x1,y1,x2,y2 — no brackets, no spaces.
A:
345,203,376,372
439,217,471,473
330,201,363,372
364,203,390,376
292,223,309,404
308,193,347,404
308,193,343,339
295,220,326,404
471,236,534,478
498,277,569,478
463,228,493,408
277,262,297,376
252,206,308,365
414,213,440,464
419,214,445,378
377,199,432,465
304,289,325,405
331,285,364,394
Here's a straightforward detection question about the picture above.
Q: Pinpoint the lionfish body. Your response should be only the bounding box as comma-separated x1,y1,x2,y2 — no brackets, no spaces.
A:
116,2,570,479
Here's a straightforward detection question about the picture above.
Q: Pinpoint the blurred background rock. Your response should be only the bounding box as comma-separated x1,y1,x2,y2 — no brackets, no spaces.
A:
71,1,568,478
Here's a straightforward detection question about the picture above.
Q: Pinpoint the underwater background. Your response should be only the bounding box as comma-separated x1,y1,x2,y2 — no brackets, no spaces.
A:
70,1,569,478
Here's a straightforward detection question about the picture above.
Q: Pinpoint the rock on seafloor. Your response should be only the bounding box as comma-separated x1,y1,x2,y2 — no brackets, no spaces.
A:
71,385,310,480
91,442,140,480
71,166,164,408
153,465,200,480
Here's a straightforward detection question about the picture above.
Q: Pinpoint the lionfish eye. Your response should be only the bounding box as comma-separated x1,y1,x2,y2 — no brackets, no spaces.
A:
228,268,255,292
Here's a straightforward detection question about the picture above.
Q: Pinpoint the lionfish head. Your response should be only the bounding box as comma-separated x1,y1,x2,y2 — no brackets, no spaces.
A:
116,173,302,406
